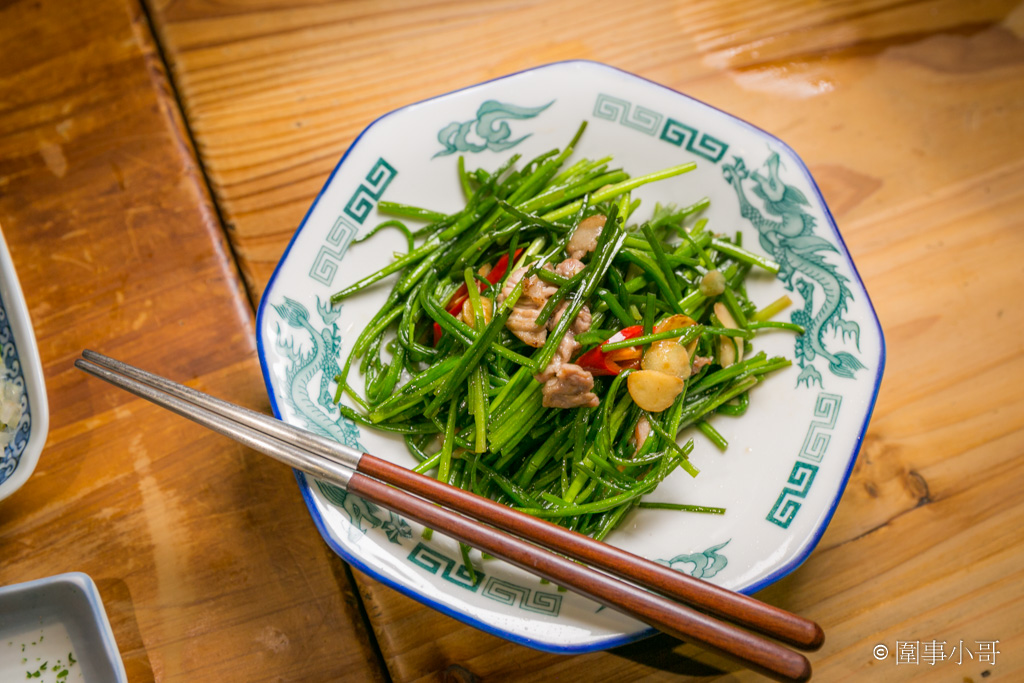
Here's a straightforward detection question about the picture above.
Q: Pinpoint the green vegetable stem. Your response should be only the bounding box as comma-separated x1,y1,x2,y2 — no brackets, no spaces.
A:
329,123,798,541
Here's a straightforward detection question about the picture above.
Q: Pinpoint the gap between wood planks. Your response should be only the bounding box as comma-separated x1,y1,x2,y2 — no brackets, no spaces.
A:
129,0,394,679
132,0,258,313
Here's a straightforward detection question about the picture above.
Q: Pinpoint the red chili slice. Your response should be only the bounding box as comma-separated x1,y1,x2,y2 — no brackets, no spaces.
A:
433,249,522,344
575,324,645,376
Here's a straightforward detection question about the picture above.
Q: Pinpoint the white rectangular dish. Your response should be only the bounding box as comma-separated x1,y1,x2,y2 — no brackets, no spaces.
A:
0,573,126,683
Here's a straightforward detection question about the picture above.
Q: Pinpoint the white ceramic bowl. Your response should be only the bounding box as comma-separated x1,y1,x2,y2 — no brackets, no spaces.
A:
0,572,127,682
256,61,885,652
0,228,49,502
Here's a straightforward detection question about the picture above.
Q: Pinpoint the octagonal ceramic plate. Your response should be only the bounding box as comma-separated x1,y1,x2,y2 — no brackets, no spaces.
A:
256,60,885,652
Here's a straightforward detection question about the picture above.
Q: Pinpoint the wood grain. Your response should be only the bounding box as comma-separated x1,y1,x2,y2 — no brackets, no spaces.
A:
0,0,385,680
138,0,1024,680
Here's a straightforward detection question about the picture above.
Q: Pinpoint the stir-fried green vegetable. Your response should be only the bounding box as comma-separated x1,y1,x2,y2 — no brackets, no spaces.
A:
330,123,800,542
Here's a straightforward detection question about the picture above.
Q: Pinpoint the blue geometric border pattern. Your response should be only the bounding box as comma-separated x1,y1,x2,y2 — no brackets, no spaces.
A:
799,393,842,463
407,543,484,591
660,117,729,163
765,390,842,528
308,216,359,286
343,157,397,225
0,295,31,487
766,461,820,529
405,543,564,616
593,94,728,160
593,94,662,136
481,576,563,616
593,94,629,124
307,157,396,287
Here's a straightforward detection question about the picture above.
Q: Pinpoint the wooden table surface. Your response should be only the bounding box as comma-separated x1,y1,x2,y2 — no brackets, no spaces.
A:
2,0,1022,681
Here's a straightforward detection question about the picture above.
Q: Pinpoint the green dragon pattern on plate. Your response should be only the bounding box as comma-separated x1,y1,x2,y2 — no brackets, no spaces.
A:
272,296,411,544
722,153,865,387
592,90,870,532
594,92,866,388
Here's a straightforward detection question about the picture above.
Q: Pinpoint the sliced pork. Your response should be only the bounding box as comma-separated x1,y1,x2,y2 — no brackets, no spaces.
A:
690,355,714,376
498,266,548,348
541,363,599,409
567,214,606,260
498,255,601,408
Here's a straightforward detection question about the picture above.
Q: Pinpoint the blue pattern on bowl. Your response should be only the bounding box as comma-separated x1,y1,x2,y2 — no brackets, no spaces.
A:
0,294,32,487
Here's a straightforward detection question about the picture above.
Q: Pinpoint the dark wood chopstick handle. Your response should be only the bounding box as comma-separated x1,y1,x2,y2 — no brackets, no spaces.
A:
358,454,823,651
347,473,811,682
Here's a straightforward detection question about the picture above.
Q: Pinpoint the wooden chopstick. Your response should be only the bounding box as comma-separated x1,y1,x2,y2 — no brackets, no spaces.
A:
80,349,823,652
76,351,815,682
